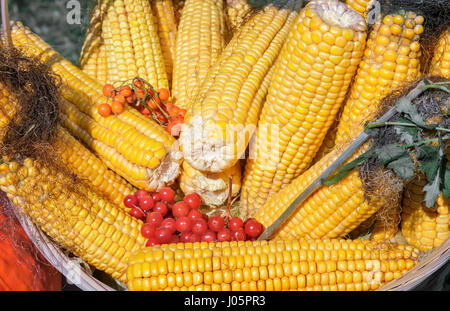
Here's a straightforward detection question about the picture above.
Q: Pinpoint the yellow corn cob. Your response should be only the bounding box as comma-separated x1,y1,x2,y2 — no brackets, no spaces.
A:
401,177,450,252
252,131,404,239
79,3,108,84
10,23,182,191
53,128,136,208
240,0,367,215
151,0,178,85
173,0,185,24
370,205,401,241
430,28,450,78
180,0,303,173
80,38,108,84
172,0,228,109
335,12,424,146
0,158,147,283
179,161,241,206
226,0,253,30
345,0,373,18
0,83,136,209
102,0,169,89
349,215,376,239
311,116,340,163
127,239,419,291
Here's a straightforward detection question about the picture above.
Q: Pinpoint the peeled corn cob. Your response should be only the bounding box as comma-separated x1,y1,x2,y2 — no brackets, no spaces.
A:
173,0,185,23
226,0,253,30
180,0,302,173
370,205,401,241
253,138,403,240
0,158,147,283
172,0,228,109
240,0,367,216
430,28,450,78
79,3,108,84
179,161,241,206
79,36,107,84
335,12,424,146
311,116,340,163
102,0,169,89
151,0,178,85
10,23,182,191
0,83,136,209
53,128,136,208
345,0,373,18
401,177,450,252
127,239,419,291
349,215,376,239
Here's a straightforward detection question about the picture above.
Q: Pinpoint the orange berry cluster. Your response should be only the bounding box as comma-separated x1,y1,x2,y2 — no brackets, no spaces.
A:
98,78,186,137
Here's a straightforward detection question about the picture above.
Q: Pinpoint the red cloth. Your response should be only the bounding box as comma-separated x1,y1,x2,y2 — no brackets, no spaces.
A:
0,202,61,291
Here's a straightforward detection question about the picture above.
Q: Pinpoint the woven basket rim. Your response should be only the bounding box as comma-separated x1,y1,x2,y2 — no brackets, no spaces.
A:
10,202,450,291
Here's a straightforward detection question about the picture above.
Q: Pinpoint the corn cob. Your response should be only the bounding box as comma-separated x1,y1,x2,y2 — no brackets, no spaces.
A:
102,0,169,89
0,83,136,209
335,12,424,146
349,215,376,239
83,43,108,85
430,28,450,78
0,158,147,283
179,161,241,206
151,0,178,85
10,23,182,192
127,239,419,291
173,0,185,24
79,3,108,84
345,0,373,18
401,177,450,252
180,0,303,173
370,205,401,241
240,0,367,215
312,117,339,163
252,136,403,239
172,0,228,110
226,0,253,30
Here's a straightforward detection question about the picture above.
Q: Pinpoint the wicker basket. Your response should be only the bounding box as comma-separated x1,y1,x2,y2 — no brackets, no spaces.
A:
9,200,449,291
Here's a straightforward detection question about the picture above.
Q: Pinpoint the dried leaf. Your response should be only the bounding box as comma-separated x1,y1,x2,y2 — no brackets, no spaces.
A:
395,97,436,130
423,165,441,208
386,153,415,180
418,145,440,181
322,149,375,186
376,144,407,165
443,165,450,198
393,117,419,144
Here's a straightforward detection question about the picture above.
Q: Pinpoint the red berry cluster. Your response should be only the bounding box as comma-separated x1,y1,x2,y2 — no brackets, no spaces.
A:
99,78,186,137
124,187,264,246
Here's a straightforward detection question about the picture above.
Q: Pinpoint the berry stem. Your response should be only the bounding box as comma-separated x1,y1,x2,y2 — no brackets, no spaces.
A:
224,176,233,222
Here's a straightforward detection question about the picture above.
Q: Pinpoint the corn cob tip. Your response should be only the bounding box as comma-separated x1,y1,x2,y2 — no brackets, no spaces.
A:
311,0,367,32
148,146,183,191
179,160,241,206
180,116,247,172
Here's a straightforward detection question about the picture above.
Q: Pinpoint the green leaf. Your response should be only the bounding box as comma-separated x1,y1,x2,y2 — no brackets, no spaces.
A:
375,144,407,165
386,153,415,180
416,144,439,159
419,146,440,182
322,149,375,186
423,165,441,208
395,97,436,130
393,117,419,144
443,166,450,198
